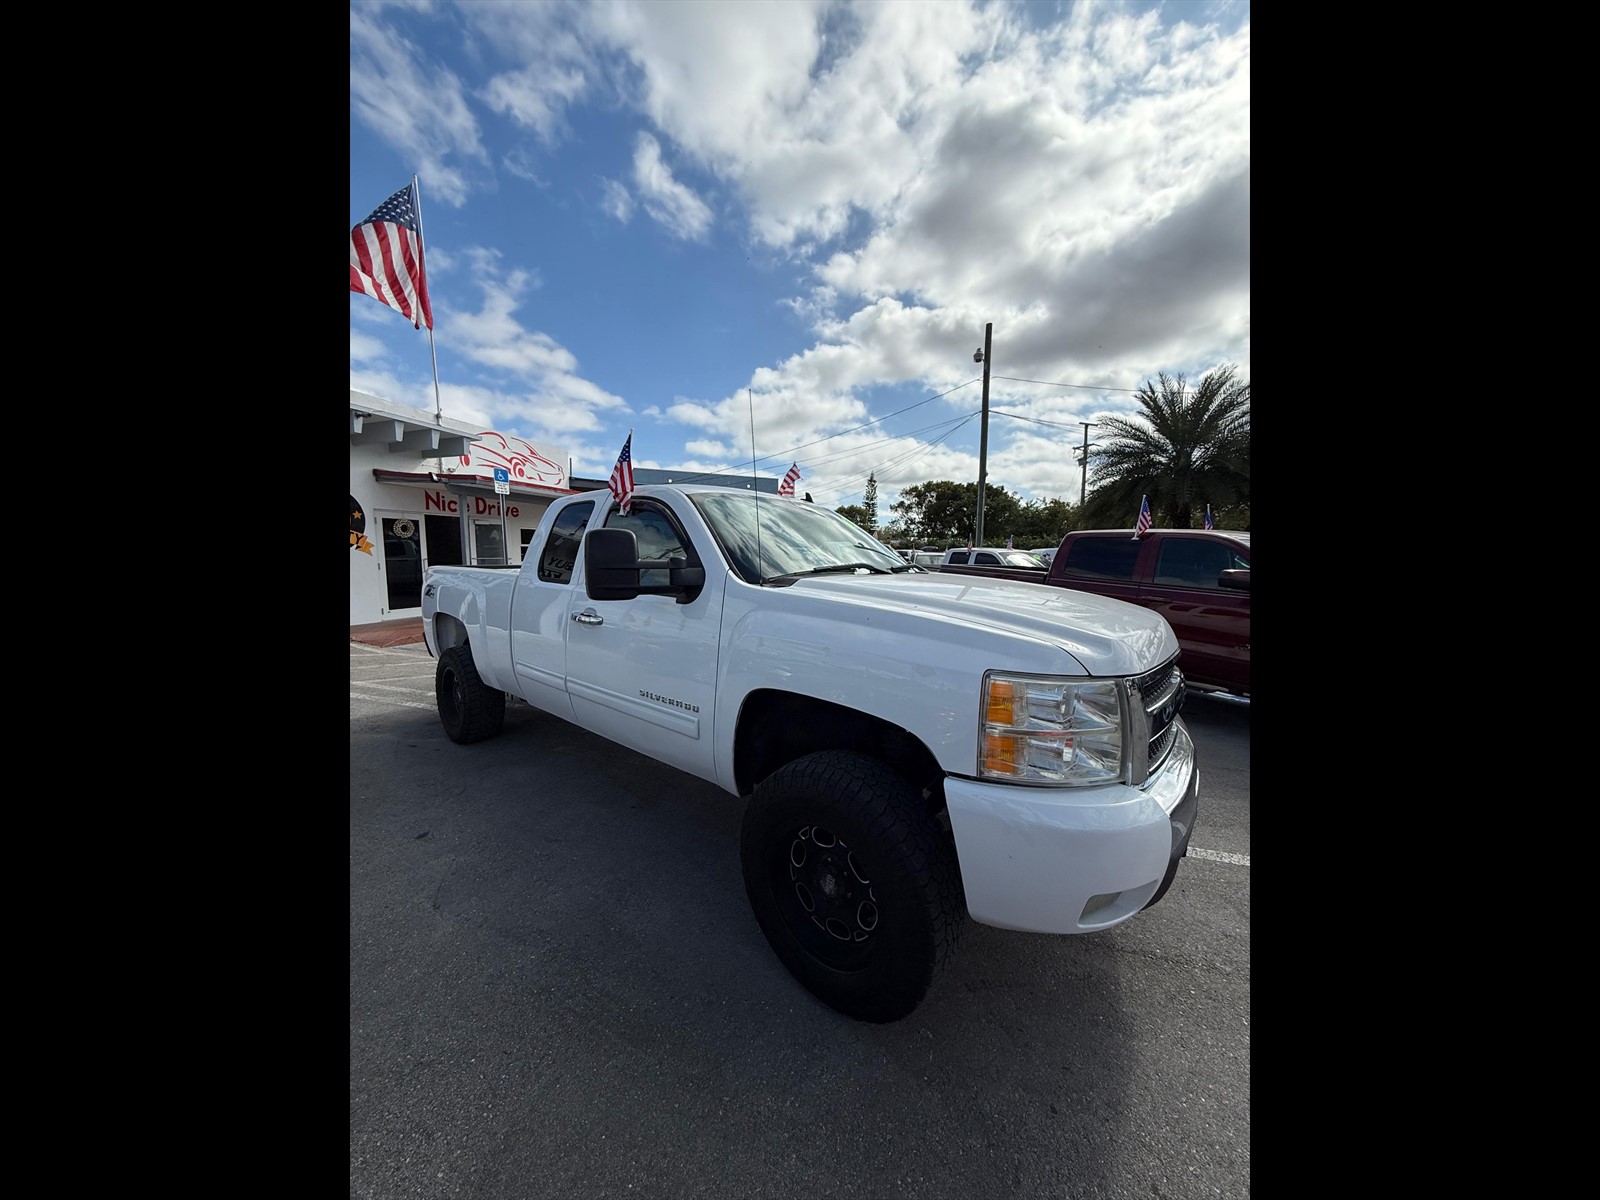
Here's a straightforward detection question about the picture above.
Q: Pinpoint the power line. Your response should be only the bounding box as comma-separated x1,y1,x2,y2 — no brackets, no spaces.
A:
992,374,1142,395
787,411,980,472
820,415,981,502
987,409,1095,431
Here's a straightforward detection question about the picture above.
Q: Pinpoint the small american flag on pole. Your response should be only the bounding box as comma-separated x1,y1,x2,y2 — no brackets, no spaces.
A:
1134,494,1152,539
350,181,433,330
609,432,635,514
778,463,802,496
1204,503,1213,531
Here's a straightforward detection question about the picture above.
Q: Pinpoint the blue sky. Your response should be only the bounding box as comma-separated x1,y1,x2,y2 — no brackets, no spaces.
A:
350,0,1249,516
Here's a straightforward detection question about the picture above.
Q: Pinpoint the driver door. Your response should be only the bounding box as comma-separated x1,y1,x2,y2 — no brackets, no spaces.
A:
563,497,725,785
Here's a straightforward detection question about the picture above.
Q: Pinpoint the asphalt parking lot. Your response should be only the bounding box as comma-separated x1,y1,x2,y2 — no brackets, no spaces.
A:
351,641,1250,1198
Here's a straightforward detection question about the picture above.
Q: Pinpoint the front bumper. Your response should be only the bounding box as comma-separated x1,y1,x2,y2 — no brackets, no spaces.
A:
943,718,1199,934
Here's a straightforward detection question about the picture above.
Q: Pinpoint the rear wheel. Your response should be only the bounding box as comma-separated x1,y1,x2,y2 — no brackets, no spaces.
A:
436,644,505,744
740,750,965,1022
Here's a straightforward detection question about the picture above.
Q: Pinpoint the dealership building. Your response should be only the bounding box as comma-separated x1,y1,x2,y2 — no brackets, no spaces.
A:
350,389,780,627
349,390,576,626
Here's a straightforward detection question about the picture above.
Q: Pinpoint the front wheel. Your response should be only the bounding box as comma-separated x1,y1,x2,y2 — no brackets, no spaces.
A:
436,644,505,744
740,750,965,1022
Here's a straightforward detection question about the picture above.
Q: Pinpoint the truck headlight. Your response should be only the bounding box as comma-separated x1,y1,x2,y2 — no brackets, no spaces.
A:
979,673,1124,786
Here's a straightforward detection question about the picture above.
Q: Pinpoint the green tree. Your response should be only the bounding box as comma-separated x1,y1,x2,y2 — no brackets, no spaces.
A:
879,516,910,547
834,503,871,528
1010,497,1078,548
891,481,1023,547
1082,365,1250,529
861,473,879,535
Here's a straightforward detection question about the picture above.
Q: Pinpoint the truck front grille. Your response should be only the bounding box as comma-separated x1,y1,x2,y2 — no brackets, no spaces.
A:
1129,657,1185,783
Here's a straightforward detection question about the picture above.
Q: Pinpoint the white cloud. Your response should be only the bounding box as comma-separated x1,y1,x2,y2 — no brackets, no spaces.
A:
349,7,491,208
480,64,590,146
350,329,387,363
408,246,633,444
631,133,713,241
599,177,633,222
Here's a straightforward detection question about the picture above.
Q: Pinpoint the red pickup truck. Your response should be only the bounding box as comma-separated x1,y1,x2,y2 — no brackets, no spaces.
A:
940,528,1250,696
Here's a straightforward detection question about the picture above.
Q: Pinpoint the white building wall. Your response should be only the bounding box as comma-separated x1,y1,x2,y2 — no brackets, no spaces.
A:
350,413,568,625
350,444,423,624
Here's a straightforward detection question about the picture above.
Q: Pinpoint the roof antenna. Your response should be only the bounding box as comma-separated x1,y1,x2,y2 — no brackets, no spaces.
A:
749,388,762,583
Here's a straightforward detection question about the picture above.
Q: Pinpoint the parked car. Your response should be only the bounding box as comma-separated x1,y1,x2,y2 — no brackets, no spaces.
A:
909,551,943,568
938,528,1250,696
937,547,1050,582
941,547,1048,568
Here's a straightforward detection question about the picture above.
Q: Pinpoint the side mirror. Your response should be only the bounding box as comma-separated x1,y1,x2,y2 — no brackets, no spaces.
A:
1219,568,1250,592
584,528,705,602
585,528,643,599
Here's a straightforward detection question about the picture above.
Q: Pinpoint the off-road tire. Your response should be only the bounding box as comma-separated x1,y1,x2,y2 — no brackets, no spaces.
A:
740,750,966,1022
436,644,505,744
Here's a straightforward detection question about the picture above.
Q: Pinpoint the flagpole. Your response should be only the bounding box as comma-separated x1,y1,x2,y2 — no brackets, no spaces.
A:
411,173,444,424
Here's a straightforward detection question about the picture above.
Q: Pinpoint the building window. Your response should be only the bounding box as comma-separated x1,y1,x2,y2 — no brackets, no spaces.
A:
474,522,506,566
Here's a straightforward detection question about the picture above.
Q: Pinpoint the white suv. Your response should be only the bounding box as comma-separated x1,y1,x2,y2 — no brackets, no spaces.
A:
941,547,1048,569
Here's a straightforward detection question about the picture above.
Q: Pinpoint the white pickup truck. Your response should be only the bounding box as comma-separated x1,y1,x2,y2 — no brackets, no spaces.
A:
421,483,1198,1022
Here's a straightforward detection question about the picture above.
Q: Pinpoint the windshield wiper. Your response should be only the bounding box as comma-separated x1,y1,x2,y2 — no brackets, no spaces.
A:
763,562,895,584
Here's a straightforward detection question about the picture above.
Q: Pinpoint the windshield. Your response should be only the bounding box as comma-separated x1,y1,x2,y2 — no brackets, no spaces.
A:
994,551,1047,568
689,491,910,584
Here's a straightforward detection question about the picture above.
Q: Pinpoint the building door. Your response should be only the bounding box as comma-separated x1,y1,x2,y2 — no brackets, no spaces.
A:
380,515,425,613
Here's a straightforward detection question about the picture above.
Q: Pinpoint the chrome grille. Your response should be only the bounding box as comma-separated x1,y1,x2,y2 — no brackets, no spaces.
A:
1128,657,1185,783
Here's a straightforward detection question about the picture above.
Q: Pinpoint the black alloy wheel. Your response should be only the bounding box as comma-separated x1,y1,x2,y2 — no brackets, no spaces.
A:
435,643,506,744
740,750,965,1022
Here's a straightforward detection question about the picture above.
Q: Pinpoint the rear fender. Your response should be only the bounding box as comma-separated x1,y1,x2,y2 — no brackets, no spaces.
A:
432,612,470,656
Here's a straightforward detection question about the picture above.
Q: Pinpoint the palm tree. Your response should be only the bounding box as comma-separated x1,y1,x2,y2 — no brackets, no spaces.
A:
1083,365,1250,529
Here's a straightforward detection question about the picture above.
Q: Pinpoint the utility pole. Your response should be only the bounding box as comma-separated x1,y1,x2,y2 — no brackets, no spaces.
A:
1077,421,1097,507
974,323,993,547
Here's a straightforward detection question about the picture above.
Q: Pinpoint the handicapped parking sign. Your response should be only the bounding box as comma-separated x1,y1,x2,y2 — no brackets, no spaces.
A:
493,467,510,495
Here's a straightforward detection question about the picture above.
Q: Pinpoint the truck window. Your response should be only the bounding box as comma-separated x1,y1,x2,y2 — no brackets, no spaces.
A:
537,501,594,584
1061,537,1141,581
947,551,969,565
1153,538,1233,588
976,552,999,565
604,503,693,589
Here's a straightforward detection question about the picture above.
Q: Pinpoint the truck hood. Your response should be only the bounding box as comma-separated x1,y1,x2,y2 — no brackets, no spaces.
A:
784,572,1177,677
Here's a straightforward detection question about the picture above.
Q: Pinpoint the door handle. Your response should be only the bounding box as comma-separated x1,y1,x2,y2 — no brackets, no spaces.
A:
572,610,603,626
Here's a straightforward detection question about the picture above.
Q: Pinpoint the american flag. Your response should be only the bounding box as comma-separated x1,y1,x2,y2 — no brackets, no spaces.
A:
1134,494,1152,539
778,462,802,496
1005,535,1014,549
1204,504,1213,531
350,182,433,330
609,433,635,514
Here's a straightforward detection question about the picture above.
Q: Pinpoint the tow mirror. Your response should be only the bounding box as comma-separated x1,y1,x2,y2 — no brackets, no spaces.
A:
584,528,705,603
